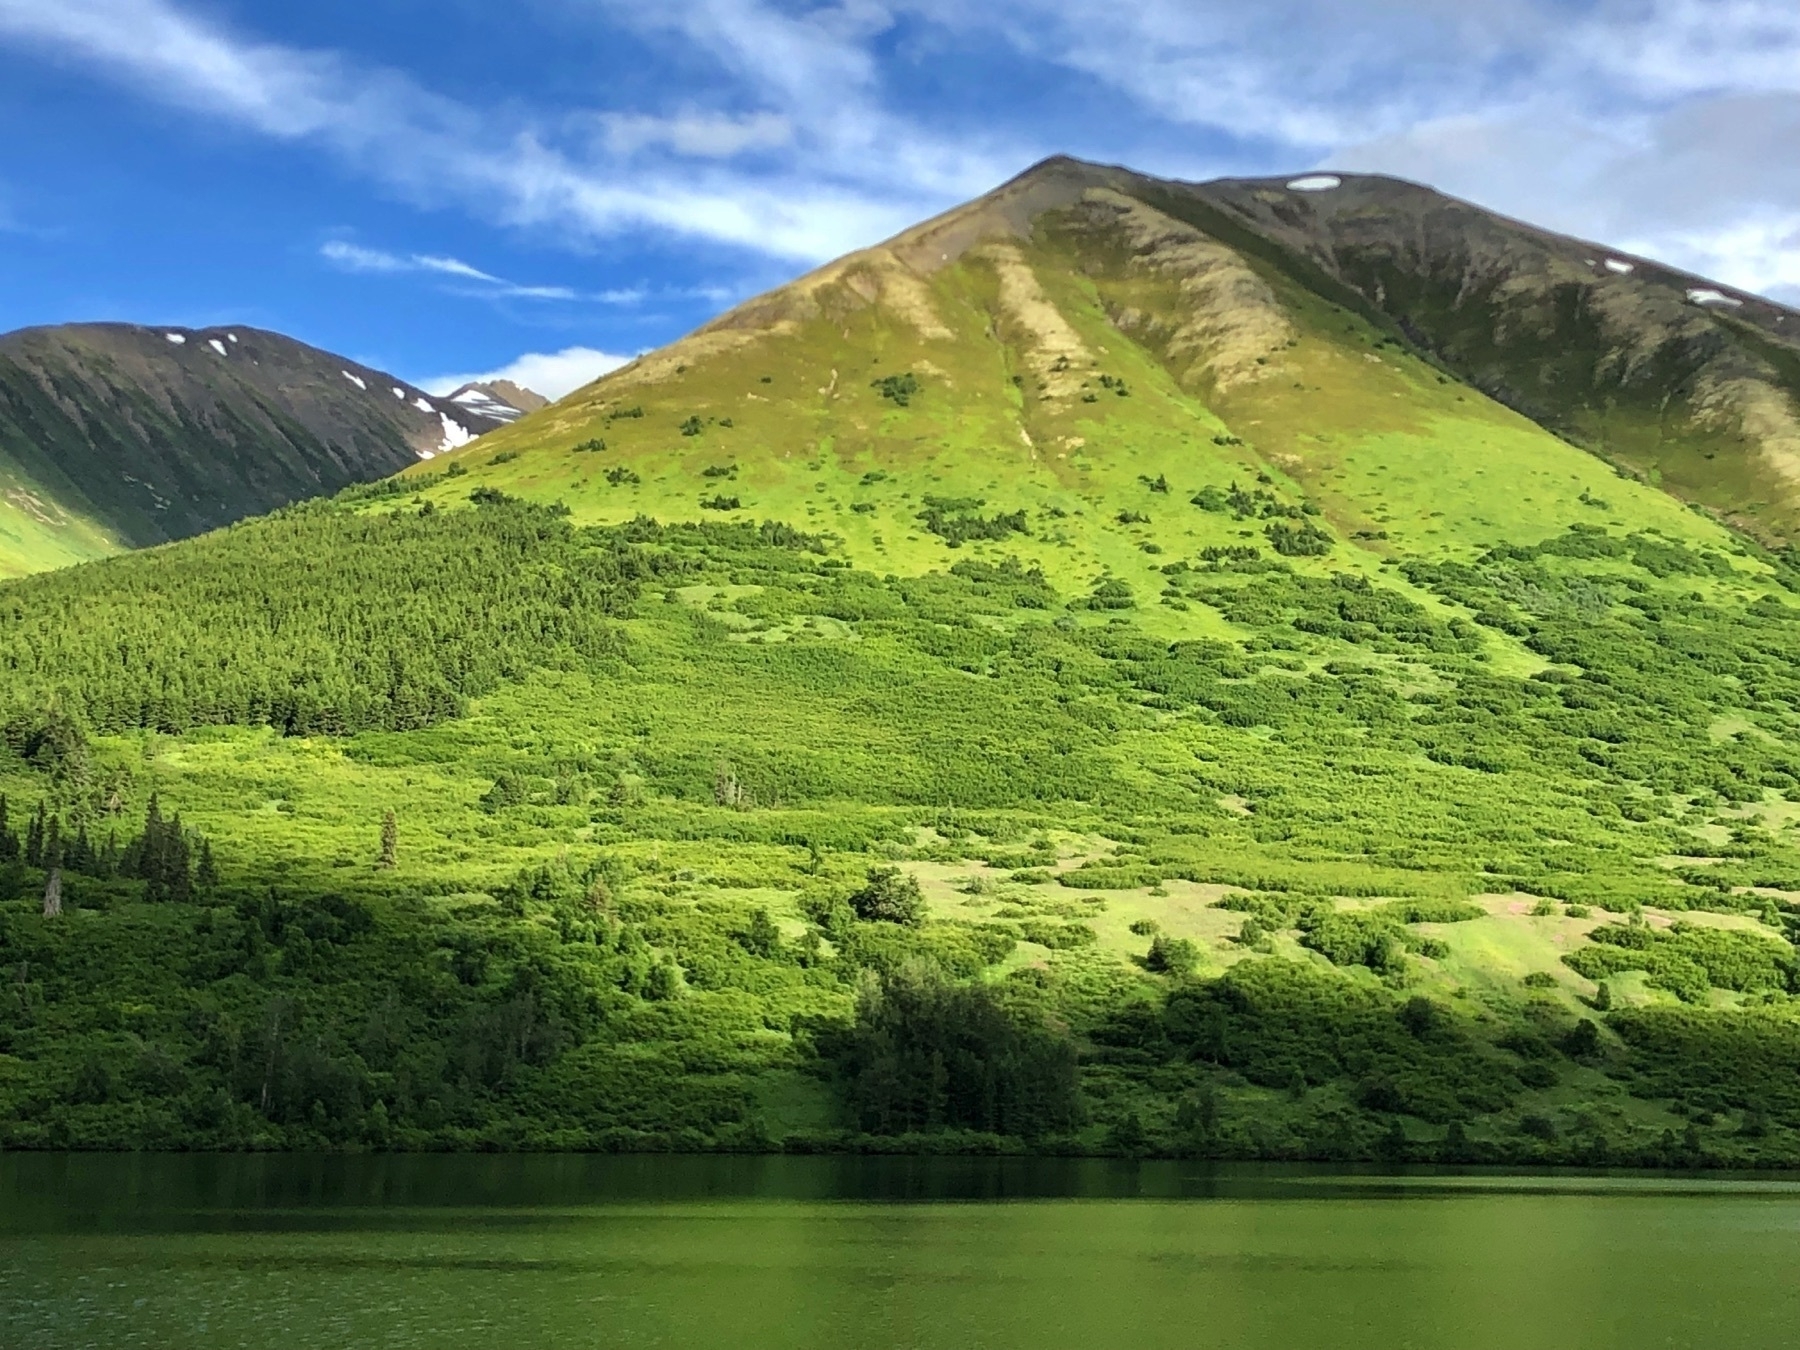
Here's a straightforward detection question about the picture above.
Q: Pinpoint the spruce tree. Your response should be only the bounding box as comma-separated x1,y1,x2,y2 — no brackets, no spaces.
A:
0,794,16,863
195,838,218,891
42,815,63,872
25,802,45,868
167,814,193,902
379,810,398,870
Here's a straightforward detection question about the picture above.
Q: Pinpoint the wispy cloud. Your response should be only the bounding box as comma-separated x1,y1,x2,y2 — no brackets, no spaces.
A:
320,241,578,300
598,110,794,159
0,0,975,263
420,346,633,402
8,0,1800,302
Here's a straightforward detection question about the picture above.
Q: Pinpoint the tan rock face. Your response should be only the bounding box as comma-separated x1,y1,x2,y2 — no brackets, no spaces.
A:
1071,188,1295,395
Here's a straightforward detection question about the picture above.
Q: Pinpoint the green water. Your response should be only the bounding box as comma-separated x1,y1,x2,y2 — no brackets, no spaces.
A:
4,1157,1800,1349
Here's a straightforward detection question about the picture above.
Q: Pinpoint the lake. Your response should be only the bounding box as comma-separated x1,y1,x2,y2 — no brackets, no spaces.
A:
4,1155,1799,1348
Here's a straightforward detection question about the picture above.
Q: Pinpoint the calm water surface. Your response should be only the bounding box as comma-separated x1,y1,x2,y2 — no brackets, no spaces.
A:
4,1154,1799,1349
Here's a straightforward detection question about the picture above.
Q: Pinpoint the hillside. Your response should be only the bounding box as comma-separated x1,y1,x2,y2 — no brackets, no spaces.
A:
3,159,1800,1163
0,323,519,578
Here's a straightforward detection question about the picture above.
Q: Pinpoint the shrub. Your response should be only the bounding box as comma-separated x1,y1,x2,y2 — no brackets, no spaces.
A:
1144,934,1199,976
1265,521,1333,557
849,866,925,926
1083,579,1135,610
871,373,920,406
917,497,1027,547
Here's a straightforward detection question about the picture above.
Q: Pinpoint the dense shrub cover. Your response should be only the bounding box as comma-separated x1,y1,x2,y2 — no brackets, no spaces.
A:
1,498,1800,1161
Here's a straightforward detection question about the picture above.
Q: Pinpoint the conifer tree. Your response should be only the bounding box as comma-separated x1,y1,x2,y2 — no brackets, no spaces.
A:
0,794,16,863
195,838,218,891
379,810,398,870
25,802,45,868
41,815,63,872
167,814,193,903
67,822,93,876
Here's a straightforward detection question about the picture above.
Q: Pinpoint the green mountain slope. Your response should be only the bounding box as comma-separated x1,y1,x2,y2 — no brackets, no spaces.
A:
442,158,1783,584
0,323,514,578
3,160,1800,1163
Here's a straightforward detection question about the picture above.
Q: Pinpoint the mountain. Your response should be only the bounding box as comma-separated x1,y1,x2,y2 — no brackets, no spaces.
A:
444,380,548,424
0,323,509,578
460,156,1800,560
3,158,1800,1163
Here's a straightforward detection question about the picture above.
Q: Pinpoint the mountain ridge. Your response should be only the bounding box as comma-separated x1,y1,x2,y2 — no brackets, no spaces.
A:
504,155,1800,548
0,321,510,577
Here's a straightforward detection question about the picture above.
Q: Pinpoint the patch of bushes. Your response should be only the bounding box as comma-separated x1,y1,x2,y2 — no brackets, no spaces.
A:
871,373,920,406
824,961,1080,1137
916,497,1028,547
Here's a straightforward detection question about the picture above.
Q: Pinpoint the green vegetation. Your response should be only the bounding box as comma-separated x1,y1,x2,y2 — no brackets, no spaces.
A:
871,373,920,406
3,489,1799,1161
9,161,1800,1162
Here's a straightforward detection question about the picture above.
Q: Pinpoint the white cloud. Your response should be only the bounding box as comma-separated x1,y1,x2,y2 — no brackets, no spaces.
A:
420,347,633,403
319,240,577,299
319,240,411,273
599,110,794,159
0,0,975,263
412,254,504,284
11,0,1800,306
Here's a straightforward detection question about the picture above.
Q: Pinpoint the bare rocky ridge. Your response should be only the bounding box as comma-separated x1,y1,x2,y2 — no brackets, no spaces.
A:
0,322,510,571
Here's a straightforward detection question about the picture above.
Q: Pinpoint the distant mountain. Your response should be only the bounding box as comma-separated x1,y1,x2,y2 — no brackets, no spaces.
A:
0,323,510,577
444,380,549,424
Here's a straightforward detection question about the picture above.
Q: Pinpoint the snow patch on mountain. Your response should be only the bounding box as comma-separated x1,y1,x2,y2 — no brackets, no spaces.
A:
165,333,186,345
208,339,228,356
437,414,475,454
341,370,367,390
1605,258,1636,274
1288,175,1341,192
1688,288,1743,307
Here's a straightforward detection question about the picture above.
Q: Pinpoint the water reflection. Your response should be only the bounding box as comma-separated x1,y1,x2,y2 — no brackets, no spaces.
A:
5,1156,1800,1349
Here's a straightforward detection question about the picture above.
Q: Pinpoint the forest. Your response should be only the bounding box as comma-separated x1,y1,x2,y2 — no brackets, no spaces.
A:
2,487,1800,1162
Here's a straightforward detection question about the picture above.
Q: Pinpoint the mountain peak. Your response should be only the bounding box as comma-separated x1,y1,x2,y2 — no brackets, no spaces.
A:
445,380,550,424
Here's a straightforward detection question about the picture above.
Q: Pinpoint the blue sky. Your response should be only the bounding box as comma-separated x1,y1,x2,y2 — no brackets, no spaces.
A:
4,0,1800,397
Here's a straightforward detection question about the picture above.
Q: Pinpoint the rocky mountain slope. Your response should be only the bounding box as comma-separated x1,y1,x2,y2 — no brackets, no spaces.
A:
0,323,515,577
